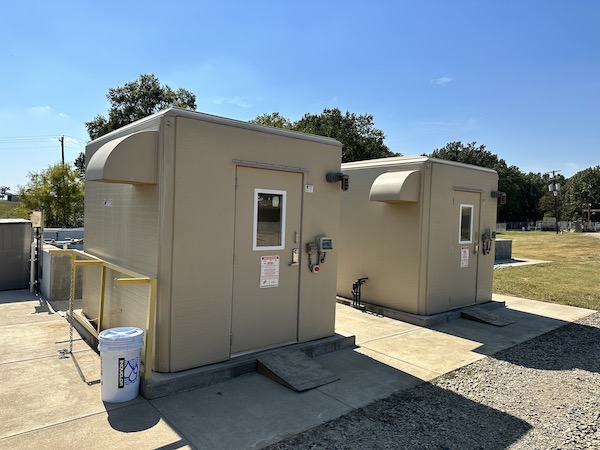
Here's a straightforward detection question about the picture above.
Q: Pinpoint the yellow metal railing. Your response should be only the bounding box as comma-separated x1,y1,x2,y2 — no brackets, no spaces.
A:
48,249,157,380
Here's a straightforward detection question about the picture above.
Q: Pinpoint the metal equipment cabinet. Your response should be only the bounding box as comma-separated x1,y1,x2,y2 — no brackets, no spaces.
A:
337,157,500,318
83,108,343,372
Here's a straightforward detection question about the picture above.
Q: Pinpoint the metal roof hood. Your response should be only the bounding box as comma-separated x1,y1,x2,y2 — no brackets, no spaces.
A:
87,130,158,185
369,170,420,202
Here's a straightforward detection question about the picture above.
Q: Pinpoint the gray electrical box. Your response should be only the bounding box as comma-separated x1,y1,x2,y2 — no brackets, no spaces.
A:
0,219,32,291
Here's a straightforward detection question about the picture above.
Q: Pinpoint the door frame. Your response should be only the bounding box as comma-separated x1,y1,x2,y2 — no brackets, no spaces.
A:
230,165,305,355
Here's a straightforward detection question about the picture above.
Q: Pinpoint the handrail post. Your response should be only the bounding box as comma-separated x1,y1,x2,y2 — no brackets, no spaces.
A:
144,278,157,380
98,266,106,333
48,248,157,381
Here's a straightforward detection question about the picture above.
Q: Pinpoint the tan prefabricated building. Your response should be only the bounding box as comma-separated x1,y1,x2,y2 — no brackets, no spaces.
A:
83,108,342,373
337,157,499,317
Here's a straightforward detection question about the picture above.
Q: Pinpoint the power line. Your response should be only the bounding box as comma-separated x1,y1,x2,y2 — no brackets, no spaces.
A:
0,135,87,145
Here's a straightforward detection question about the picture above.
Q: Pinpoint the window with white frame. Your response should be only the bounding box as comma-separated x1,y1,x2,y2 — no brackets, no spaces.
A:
253,188,286,250
459,204,474,244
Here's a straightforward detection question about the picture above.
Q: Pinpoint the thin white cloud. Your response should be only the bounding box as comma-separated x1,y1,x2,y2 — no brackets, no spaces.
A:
422,117,479,133
58,112,69,118
30,105,52,113
211,97,252,108
430,75,454,87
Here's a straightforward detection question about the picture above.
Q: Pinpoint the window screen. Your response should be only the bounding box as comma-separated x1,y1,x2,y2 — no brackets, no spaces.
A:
459,204,473,243
254,189,286,250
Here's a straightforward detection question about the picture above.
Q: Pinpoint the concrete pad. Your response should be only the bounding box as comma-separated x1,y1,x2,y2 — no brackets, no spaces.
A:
434,308,574,357
494,294,595,321
0,402,191,450
335,303,419,344
353,346,441,381
0,289,39,305
151,372,352,449
1,288,596,450
360,327,486,375
0,299,59,326
314,348,425,408
0,320,91,364
0,351,135,439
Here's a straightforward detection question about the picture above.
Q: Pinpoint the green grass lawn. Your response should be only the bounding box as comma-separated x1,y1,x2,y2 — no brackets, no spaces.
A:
0,200,25,218
493,231,600,310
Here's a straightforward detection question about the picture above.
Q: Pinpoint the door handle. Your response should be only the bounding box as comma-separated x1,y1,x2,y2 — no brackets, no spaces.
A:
289,248,299,266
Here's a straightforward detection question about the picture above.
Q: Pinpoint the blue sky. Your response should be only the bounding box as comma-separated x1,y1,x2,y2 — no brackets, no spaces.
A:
1,0,599,191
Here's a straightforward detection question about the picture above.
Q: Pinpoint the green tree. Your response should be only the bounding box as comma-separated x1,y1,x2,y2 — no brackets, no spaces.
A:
74,153,86,179
249,112,292,129
561,166,600,220
429,141,504,168
250,109,399,163
428,141,545,222
0,186,9,200
85,73,197,141
17,164,84,227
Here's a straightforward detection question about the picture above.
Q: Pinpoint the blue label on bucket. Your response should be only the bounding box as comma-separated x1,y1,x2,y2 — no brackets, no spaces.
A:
118,356,139,388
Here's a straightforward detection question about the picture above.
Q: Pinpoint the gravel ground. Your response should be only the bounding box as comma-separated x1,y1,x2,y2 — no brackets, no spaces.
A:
267,311,600,450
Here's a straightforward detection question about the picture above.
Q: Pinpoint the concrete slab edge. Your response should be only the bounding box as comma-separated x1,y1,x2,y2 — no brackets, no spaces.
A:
141,333,355,399
336,297,506,327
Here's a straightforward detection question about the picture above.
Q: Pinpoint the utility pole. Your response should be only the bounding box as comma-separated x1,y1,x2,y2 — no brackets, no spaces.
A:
59,136,65,165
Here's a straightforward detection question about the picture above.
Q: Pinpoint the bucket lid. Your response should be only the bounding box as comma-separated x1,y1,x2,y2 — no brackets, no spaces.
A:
98,327,144,344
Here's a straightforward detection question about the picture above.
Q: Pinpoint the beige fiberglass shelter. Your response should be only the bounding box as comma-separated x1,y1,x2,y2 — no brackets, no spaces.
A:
83,108,343,373
337,157,500,319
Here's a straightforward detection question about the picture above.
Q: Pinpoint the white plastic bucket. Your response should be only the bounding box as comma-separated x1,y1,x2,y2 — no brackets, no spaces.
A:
98,327,144,403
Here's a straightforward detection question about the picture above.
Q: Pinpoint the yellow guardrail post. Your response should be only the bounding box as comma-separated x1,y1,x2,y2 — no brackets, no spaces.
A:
48,248,157,381
98,265,106,333
145,278,157,380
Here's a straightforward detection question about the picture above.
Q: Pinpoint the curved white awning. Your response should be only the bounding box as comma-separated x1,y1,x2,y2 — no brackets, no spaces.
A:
87,130,158,185
369,170,420,202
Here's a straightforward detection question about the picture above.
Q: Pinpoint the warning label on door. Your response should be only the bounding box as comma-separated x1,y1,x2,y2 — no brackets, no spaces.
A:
260,255,280,288
460,246,470,268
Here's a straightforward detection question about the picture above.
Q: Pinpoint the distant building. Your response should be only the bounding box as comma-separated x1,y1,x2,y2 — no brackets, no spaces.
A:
7,194,19,202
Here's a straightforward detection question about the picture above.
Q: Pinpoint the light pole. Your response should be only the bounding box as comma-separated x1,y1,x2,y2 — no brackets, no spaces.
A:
547,175,561,234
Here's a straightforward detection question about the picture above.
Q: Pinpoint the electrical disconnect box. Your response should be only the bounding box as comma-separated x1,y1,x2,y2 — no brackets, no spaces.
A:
307,237,334,273
28,211,43,228
319,237,333,252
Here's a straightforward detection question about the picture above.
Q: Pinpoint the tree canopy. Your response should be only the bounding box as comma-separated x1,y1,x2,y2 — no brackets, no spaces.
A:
561,166,600,221
428,141,546,222
85,73,197,141
250,109,399,163
17,163,84,227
